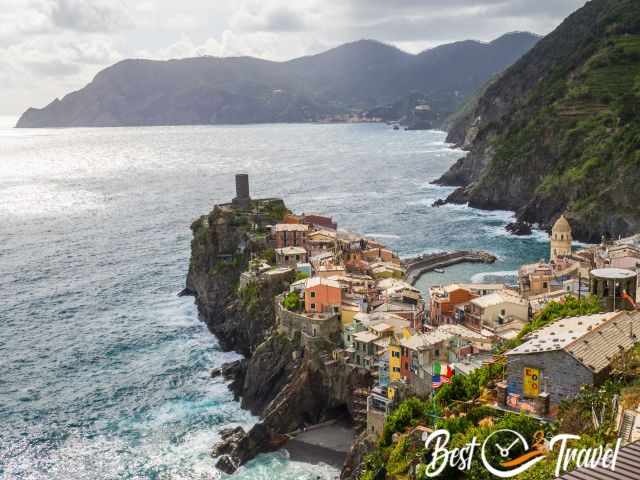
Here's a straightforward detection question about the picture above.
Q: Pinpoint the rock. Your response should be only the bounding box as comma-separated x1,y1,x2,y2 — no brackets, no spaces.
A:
341,431,375,480
177,287,195,297
214,455,238,475
444,187,469,205
432,198,446,207
505,221,532,236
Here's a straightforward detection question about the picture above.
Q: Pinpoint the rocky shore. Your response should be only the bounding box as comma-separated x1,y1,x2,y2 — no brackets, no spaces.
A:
185,199,372,475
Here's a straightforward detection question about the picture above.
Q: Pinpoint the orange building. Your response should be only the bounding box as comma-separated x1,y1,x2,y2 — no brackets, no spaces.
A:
304,277,343,314
429,285,477,325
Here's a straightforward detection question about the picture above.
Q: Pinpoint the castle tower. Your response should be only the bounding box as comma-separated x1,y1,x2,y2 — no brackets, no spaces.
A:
550,214,572,261
232,173,251,209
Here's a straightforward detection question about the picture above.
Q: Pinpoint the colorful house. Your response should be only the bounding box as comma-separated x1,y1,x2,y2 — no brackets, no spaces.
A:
388,336,402,382
304,276,342,314
273,223,309,249
275,246,308,267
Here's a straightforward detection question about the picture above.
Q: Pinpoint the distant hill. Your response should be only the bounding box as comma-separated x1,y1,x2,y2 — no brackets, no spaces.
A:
437,0,640,241
16,33,539,128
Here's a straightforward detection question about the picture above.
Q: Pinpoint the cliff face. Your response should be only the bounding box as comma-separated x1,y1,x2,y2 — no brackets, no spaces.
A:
437,0,640,241
186,204,289,356
186,201,372,473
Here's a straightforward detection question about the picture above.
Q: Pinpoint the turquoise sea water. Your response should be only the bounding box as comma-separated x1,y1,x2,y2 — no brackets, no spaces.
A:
0,123,548,479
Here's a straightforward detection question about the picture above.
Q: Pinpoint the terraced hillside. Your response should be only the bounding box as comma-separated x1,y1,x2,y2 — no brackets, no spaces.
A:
439,0,640,241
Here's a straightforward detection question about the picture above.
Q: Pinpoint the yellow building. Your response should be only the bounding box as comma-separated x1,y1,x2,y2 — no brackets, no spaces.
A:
340,302,360,326
550,214,572,261
388,336,402,382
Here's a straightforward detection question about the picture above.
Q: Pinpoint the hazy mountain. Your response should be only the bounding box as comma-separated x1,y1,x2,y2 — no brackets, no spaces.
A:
437,0,640,241
16,32,539,128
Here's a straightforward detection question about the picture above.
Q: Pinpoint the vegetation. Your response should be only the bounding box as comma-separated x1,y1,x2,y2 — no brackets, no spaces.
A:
359,296,614,480
294,271,310,282
238,281,260,314
451,0,640,238
282,291,301,311
260,248,276,265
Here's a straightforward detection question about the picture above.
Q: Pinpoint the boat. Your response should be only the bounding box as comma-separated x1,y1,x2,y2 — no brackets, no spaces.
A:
433,268,445,274
393,124,400,130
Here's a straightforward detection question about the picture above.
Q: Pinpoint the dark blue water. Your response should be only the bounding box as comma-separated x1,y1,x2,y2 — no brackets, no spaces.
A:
0,123,547,479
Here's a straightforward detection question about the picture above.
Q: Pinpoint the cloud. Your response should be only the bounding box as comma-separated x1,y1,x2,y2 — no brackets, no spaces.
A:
48,0,133,32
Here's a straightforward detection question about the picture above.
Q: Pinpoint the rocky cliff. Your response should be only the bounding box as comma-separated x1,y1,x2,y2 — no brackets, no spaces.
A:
186,200,371,474
16,33,538,128
436,0,640,242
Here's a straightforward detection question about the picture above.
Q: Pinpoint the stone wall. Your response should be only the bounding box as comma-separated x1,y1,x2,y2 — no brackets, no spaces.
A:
506,350,594,405
276,300,342,346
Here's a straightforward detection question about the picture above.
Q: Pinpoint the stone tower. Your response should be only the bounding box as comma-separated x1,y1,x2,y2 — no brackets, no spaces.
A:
232,173,250,209
550,214,572,261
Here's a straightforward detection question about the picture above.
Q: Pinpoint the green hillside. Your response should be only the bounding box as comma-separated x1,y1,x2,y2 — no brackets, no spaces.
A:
439,0,640,241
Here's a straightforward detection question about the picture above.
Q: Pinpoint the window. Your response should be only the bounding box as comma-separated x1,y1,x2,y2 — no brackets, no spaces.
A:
392,351,400,358
310,291,316,298
435,349,439,357
393,367,401,372
311,303,316,310
543,282,548,289
284,255,289,261
404,363,408,370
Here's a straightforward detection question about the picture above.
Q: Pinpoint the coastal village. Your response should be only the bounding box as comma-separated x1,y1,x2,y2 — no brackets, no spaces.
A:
211,174,640,476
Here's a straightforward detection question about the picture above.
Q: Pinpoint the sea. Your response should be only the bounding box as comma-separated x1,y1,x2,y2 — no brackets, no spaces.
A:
0,119,548,479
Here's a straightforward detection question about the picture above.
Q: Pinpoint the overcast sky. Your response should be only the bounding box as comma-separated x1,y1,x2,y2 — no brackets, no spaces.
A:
0,0,586,116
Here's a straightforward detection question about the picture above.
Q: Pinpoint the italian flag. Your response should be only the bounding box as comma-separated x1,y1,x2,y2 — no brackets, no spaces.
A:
433,362,455,383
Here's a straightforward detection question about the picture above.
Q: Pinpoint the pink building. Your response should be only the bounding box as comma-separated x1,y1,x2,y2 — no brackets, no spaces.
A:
304,277,343,314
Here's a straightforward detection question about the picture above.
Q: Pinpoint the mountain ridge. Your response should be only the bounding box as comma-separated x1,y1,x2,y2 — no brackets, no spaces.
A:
16,32,539,128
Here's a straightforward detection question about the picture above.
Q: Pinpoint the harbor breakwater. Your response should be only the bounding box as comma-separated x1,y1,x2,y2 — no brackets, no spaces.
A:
403,251,497,284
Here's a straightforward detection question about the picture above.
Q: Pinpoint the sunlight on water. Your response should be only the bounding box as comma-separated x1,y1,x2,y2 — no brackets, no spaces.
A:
0,123,547,479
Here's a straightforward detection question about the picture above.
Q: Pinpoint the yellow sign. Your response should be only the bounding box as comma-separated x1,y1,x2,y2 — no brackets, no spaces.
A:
523,367,541,397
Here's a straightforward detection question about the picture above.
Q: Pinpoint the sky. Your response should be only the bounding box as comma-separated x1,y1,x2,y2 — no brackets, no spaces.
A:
0,0,587,116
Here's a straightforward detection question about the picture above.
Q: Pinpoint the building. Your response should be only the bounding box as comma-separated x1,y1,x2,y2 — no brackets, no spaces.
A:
232,173,251,209
400,330,458,396
275,246,308,267
306,230,336,254
504,311,640,406
304,276,342,314
273,223,309,249
340,300,362,327
388,336,402,382
352,331,380,369
550,214,573,261
302,213,337,231
429,284,479,325
590,268,639,311
464,290,529,332
556,439,640,480
518,262,559,297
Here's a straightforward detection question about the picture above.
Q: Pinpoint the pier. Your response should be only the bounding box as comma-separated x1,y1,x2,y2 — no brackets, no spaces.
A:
403,250,497,285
